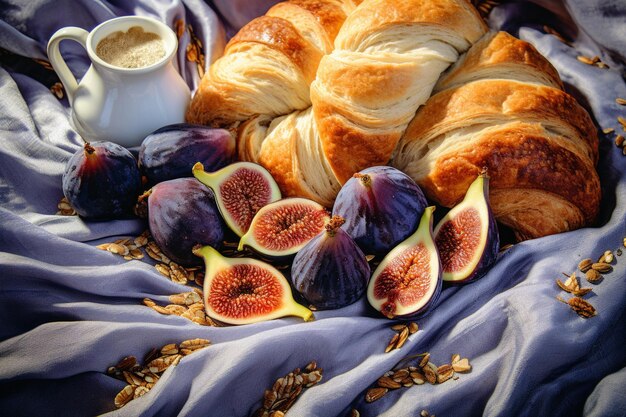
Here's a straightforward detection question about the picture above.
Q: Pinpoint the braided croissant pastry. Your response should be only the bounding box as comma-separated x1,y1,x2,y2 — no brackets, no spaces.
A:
186,0,601,240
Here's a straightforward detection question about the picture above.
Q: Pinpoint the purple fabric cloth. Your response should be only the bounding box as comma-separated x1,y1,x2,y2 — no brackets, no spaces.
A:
1,1,625,416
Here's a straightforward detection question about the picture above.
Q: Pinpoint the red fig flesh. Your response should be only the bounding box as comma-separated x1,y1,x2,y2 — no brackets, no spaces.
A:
434,170,500,283
368,206,442,319
194,245,312,325
238,198,330,258
193,161,281,237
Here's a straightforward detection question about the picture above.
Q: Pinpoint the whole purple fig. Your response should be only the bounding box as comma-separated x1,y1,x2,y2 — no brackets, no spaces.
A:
148,178,225,266
333,166,428,256
62,141,142,219
291,216,370,310
139,123,235,184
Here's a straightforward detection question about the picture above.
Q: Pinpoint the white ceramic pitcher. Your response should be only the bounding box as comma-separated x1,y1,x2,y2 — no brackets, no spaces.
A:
47,16,191,147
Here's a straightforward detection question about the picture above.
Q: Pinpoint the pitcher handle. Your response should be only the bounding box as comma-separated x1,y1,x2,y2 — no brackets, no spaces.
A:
47,27,89,104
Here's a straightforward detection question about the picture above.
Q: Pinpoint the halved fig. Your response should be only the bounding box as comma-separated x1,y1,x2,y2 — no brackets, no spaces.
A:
193,161,281,237
194,245,313,325
333,166,428,256
434,170,500,283
368,206,442,319
238,198,331,258
291,215,371,310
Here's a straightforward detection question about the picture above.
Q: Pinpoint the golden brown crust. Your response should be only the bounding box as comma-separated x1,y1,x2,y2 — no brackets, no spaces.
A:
256,114,318,201
402,79,598,163
186,0,600,241
312,0,487,185
489,189,585,241
226,16,322,84
418,125,600,236
436,31,564,91
337,0,487,47
272,0,348,45
314,107,401,183
186,0,348,126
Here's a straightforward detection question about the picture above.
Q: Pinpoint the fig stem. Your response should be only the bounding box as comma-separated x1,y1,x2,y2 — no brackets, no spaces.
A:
353,173,372,187
192,161,205,173
291,302,314,322
325,215,345,236
84,142,95,155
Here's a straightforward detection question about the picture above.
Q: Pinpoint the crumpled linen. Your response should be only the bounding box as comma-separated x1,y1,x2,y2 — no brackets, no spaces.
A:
0,1,625,416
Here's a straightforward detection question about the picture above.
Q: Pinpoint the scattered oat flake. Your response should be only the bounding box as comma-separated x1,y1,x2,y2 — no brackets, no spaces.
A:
603,127,615,134
56,197,77,215
155,263,171,278
175,19,185,38
385,332,399,353
585,269,602,283
107,339,210,408
33,58,54,70
107,243,129,256
542,25,571,45
252,362,322,416
114,385,134,408
616,98,626,106
365,387,388,403
599,250,614,264
563,272,580,290
180,338,211,352
452,358,472,373
50,82,64,99
578,258,593,273
591,262,612,273
572,287,593,297
577,55,596,65
161,343,179,356
557,296,597,318
186,43,198,62
395,326,410,350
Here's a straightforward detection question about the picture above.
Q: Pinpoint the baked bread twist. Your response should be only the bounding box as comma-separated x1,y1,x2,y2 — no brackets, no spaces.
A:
187,1,600,240
187,0,487,207
391,32,600,240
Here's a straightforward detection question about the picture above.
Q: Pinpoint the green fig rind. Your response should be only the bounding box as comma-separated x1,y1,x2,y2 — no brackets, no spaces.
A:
434,171,499,283
193,161,281,237
238,198,331,258
367,206,442,319
195,245,312,325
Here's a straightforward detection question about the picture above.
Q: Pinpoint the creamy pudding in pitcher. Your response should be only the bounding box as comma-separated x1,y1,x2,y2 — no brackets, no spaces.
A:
47,16,191,147
96,26,165,69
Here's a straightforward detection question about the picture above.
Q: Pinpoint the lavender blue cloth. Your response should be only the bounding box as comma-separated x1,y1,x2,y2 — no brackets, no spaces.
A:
1,1,625,416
